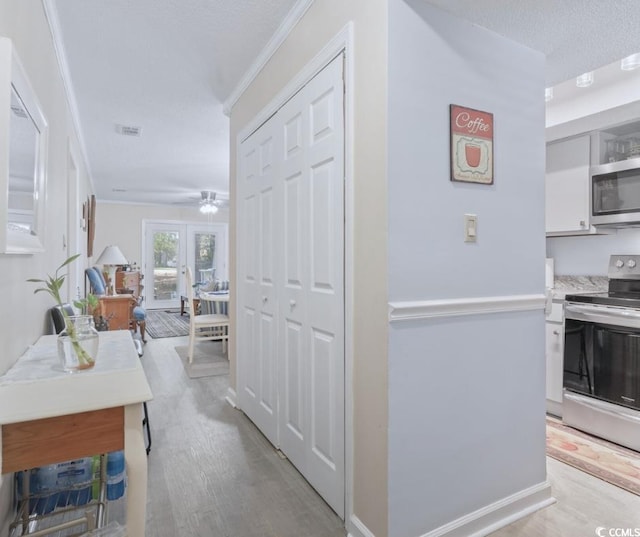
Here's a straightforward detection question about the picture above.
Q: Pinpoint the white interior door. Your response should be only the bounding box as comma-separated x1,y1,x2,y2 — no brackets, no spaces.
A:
278,53,345,518
238,54,345,517
237,116,280,444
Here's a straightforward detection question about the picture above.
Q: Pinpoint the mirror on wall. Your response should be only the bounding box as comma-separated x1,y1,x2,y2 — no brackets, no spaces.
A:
0,36,47,254
9,87,38,234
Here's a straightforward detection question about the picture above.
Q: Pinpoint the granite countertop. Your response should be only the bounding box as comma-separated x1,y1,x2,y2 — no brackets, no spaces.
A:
550,275,609,300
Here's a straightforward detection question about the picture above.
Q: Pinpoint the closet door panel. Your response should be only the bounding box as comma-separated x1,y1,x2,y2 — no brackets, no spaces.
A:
238,123,279,445
238,53,345,518
284,173,303,287
302,54,345,517
278,85,309,470
284,319,304,440
310,160,337,290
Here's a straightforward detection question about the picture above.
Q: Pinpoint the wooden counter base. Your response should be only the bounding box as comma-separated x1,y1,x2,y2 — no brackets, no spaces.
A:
2,407,124,473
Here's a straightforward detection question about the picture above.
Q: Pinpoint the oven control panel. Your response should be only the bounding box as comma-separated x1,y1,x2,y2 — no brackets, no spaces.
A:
608,255,640,279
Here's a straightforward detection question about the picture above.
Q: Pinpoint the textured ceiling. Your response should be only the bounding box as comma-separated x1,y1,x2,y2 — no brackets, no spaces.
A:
47,0,640,207
423,0,640,86
50,0,298,206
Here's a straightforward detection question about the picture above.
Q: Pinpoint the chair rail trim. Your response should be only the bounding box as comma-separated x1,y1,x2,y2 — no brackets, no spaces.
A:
388,294,546,322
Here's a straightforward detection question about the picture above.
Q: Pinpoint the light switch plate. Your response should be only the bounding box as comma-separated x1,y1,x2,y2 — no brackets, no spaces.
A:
464,214,477,243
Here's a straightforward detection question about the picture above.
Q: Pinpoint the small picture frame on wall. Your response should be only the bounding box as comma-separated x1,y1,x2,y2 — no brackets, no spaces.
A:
87,194,96,257
450,104,494,185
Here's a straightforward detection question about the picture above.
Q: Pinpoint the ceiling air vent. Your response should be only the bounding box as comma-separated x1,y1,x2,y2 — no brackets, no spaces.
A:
115,124,142,137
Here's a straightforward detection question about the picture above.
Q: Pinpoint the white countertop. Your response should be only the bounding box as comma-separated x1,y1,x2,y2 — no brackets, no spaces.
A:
0,330,153,425
550,275,608,301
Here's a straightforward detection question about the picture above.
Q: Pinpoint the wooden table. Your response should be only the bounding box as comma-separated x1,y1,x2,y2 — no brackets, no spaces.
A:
100,293,135,330
0,331,153,536
180,295,199,316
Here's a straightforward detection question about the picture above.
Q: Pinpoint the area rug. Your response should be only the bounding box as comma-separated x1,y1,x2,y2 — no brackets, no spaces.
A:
145,309,189,338
546,416,640,496
174,343,229,379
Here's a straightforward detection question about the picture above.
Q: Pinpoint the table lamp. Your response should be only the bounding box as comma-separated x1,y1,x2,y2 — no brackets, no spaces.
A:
95,245,128,295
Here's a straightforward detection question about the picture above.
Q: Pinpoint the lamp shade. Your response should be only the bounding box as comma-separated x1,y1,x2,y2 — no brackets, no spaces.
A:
95,245,128,266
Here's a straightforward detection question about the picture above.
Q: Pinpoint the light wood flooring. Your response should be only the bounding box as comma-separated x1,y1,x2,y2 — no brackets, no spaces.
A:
143,335,346,537
492,450,640,536
142,336,640,536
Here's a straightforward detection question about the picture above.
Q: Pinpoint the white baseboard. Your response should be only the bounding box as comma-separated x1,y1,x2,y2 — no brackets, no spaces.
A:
346,481,553,537
225,387,237,408
419,481,554,537
546,398,563,418
347,514,377,537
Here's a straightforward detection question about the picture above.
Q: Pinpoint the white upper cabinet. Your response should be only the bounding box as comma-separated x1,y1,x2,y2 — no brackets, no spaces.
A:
545,134,597,236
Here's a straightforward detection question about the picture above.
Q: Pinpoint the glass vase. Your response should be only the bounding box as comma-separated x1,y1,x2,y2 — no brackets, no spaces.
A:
57,315,99,372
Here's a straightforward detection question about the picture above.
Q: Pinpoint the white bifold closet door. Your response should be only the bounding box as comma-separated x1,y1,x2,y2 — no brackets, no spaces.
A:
238,112,280,444
237,53,345,518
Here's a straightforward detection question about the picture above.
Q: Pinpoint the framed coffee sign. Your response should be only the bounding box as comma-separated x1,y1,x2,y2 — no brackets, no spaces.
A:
450,104,494,185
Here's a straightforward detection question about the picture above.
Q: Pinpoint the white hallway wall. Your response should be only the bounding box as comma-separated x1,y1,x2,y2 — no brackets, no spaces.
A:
387,1,548,536
0,1,93,530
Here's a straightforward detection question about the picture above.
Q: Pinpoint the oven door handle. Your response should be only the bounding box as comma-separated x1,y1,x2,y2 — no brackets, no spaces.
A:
565,303,640,329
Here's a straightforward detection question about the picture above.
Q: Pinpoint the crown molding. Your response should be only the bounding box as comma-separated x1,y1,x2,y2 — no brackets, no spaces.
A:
41,0,95,192
223,0,315,116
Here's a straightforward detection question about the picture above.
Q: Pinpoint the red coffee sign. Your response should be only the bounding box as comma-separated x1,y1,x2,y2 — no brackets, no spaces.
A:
450,104,494,185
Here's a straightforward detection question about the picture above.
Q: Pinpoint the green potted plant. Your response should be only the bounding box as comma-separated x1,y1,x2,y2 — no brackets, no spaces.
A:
28,254,100,371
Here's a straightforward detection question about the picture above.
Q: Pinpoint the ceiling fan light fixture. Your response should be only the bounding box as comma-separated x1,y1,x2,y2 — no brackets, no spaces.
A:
621,53,640,71
199,203,219,215
576,72,594,88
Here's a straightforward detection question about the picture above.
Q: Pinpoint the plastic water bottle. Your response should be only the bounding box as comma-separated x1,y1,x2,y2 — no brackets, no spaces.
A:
106,450,126,501
17,465,59,515
56,458,92,507
91,454,102,500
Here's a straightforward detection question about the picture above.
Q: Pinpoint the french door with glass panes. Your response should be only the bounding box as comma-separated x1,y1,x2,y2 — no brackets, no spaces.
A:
143,221,228,309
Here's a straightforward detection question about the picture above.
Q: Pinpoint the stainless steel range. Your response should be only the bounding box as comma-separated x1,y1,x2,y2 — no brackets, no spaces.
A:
563,254,640,451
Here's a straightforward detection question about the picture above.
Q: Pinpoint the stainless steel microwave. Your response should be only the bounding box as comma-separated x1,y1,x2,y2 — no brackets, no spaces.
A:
592,157,640,226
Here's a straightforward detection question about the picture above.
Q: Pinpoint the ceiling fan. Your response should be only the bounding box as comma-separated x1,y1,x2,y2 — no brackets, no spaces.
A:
170,190,229,212
198,191,227,214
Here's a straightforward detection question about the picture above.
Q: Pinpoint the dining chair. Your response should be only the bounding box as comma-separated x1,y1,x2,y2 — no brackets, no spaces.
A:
185,267,229,363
